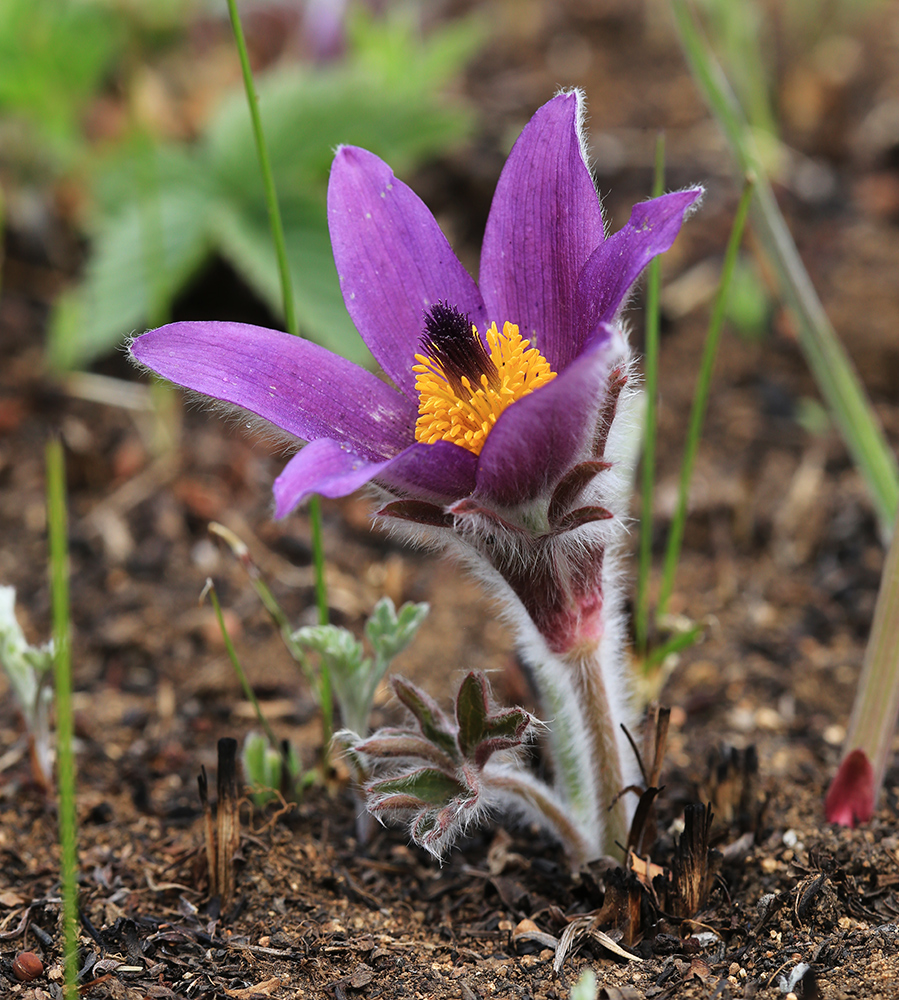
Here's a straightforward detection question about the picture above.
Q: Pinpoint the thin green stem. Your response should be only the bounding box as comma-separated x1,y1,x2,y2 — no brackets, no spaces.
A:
307,494,332,743
208,524,313,679
309,494,329,627
208,522,333,748
225,0,297,339
635,134,666,654
225,0,331,709
645,620,705,670
46,439,78,998
671,0,898,539
656,177,755,620
205,579,279,749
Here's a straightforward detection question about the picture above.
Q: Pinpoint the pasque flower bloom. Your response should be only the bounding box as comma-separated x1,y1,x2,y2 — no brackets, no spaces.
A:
131,91,699,522
132,91,701,861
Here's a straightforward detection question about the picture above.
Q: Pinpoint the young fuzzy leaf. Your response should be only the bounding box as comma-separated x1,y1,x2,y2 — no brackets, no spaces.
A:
548,460,612,525
365,597,429,663
455,672,491,757
354,732,456,771
472,726,533,770
368,767,469,807
293,623,365,672
455,671,532,762
392,677,459,759
413,803,465,846
376,500,456,528
553,506,614,533
0,585,54,725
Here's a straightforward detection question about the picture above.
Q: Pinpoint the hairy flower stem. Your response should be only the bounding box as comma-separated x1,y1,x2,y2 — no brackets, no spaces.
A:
572,653,630,854
486,770,593,866
525,639,631,860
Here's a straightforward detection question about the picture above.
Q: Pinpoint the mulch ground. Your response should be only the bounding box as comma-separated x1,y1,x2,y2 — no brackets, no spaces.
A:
4,1,899,997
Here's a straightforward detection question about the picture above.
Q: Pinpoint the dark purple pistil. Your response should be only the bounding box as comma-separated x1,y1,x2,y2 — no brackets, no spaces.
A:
420,302,498,395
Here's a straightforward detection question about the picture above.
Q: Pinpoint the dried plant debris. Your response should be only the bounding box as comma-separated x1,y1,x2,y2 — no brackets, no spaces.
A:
198,737,242,909
657,803,722,919
702,745,768,838
623,706,671,856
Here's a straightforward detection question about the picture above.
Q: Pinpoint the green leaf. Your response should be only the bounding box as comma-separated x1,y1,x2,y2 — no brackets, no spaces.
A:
392,677,459,759
455,672,489,758
292,624,365,672
365,597,430,663
455,671,531,761
208,198,371,366
368,767,467,806
354,732,455,771
48,185,211,369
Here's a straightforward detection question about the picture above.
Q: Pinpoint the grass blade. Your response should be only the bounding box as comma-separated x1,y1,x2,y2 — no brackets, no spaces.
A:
203,577,278,749
46,438,78,997
635,133,666,654
657,177,755,619
225,0,330,635
671,0,898,539
225,0,297,339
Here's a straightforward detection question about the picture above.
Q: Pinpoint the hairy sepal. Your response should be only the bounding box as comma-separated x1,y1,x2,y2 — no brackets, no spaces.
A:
352,672,539,858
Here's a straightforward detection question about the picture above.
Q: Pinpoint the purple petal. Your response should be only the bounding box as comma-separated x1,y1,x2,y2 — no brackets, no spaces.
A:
575,188,703,345
328,146,487,400
273,438,479,518
474,336,622,507
131,321,415,459
273,439,394,517
376,441,478,504
479,91,605,372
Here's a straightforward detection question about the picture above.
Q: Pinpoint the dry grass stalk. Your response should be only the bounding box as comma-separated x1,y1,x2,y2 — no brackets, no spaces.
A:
197,738,241,908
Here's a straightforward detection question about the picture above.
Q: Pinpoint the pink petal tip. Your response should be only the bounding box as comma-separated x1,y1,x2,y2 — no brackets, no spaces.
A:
825,748,875,827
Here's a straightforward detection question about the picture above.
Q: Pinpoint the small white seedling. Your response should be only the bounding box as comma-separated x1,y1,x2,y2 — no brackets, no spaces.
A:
0,586,55,790
569,969,597,1000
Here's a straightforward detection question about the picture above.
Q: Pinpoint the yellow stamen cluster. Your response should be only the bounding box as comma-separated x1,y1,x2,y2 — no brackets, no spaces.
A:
413,321,557,456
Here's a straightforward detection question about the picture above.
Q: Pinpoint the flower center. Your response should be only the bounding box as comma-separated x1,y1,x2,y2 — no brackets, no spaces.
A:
413,302,557,456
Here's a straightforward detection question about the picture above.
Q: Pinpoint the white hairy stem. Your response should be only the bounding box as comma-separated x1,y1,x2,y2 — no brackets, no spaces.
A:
482,766,593,867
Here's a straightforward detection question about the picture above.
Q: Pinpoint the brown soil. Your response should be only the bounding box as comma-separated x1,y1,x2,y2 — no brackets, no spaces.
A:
3,1,899,998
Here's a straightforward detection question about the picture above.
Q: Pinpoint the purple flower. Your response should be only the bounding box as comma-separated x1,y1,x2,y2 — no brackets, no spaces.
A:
131,91,700,521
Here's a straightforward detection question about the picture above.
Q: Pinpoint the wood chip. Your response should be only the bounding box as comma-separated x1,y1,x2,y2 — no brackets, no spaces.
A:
224,977,285,998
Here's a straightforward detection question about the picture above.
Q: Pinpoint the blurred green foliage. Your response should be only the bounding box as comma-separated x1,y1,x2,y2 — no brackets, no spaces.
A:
39,6,482,369
694,0,888,152
694,0,777,140
724,253,771,340
0,0,124,167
